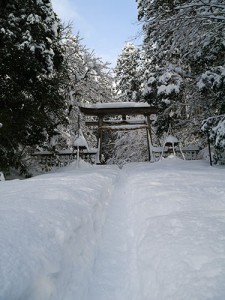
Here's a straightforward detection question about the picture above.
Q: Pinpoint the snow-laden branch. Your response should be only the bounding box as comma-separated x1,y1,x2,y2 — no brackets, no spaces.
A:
176,2,225,10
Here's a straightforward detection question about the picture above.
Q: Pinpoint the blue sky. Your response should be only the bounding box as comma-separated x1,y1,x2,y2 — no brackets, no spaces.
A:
51,0,142,66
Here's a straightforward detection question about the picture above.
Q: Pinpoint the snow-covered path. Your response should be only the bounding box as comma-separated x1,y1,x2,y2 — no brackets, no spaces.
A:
89,159,225,300
0,159,225,299
88,170,143,300
88,173,132,299
122,160,225,300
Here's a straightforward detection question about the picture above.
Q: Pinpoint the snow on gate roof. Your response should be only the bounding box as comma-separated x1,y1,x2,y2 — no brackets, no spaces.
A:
79,102,157,116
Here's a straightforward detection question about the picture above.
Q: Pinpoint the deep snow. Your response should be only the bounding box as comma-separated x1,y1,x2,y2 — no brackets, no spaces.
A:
0,158,225,300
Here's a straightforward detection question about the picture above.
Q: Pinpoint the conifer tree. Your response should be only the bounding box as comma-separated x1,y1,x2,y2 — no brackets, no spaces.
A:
137,0,225,157
54,29,114,152
0,0,67,173
114,43,141,102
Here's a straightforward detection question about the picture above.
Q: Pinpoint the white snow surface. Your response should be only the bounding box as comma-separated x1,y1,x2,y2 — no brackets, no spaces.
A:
164,134,179,144
0,159,225,300
73,129,89,150
80,101,151,109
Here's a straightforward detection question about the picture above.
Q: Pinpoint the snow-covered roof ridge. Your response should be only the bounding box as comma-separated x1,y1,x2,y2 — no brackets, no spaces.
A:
79,101,152,109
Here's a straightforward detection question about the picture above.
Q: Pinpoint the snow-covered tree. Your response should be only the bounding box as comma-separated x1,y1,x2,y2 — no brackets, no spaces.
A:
136,1,190,138
114,43,142,102
137,0,225,156
46,28,114,152
141,52,185,135
111,43,148,164
0,0,67,173
137,0,225,64
63,30,113,106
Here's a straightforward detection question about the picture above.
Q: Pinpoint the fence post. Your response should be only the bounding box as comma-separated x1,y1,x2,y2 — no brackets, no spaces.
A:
0,123,4,180
207,131,213,166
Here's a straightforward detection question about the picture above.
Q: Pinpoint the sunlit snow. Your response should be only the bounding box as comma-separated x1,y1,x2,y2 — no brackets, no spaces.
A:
0,159,225,300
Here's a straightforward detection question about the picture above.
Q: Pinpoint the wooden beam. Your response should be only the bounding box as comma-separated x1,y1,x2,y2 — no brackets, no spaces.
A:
85,121,99,126
100,125,149,131
146,127,151,161
97,116,103,163
146,116,153,161
85,120,147,127
79,102,157,164
146,115,153,145
32,149,98,156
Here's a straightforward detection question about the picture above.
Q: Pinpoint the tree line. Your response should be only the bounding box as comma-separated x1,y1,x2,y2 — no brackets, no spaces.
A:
0,0,113,176
114,0,225,164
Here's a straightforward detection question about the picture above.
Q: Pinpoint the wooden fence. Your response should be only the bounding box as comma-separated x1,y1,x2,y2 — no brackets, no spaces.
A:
32,148,98,171
152,145,201,161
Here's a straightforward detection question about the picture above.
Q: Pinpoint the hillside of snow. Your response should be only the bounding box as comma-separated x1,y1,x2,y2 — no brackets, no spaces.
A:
0,158,225,300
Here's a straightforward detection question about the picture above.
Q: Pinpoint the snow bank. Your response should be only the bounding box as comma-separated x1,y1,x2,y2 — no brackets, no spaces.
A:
1,159,225,300
0,164,119,300
123,159,225,300
80,102,151,109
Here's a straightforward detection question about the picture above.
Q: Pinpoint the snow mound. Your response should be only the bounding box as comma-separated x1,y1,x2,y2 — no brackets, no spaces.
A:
0,164,119,300
0,159,225,299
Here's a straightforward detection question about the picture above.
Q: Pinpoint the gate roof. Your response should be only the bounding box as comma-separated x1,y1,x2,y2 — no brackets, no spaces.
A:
79,102,157,116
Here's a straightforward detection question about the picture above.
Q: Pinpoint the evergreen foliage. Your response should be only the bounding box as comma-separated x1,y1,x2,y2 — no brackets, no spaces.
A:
0,0,67,173
114,43,141,102
136,0,225,162
1,0,224,169
111,43,148,165
52,29,114,152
